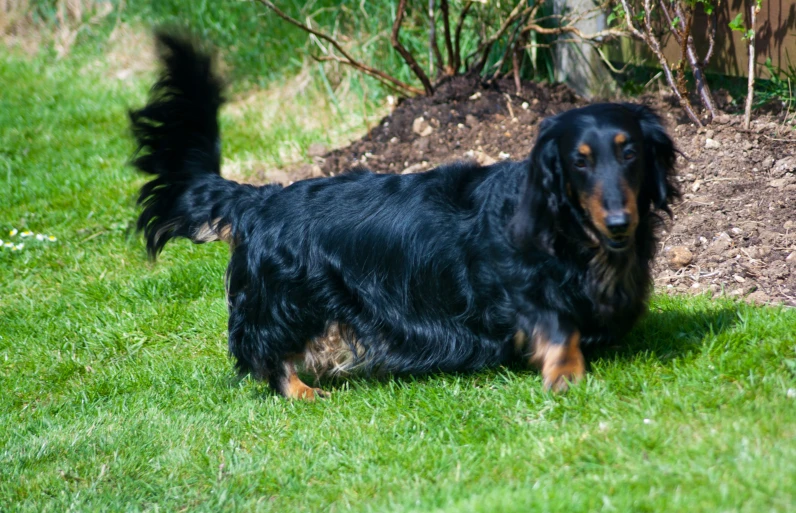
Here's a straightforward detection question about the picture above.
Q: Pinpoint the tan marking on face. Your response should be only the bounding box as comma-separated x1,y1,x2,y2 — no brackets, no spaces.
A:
621,179,639,235
614,133,627,145
280,360,330,400
580,183,607,235
529,330,585,393
578,143,592,157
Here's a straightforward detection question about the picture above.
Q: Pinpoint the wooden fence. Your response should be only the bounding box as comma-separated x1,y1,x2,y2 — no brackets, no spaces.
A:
612,0,796,78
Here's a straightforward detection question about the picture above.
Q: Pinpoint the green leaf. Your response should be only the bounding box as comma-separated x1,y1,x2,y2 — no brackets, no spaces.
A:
698,0,716,15
671,16,681,28
728,12,745,32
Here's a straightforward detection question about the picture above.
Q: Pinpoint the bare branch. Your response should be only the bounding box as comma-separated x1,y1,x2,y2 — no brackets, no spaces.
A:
428,0,443,78
453,0,473,73
255,0,423,96
470,0,531,74
512,28,529,94
520,0,626,40
744,2,760,129
703,9,717,68
392,0,434,95
428,0,444,77
677,5,692,100
512,44,522,93
313,55,422,96
596,45,631,74
489,7,535,83
619,0,703,126
440,0,455,75
657,0,682,45
522,23,627,41
656,0,715,120
673,2,716,120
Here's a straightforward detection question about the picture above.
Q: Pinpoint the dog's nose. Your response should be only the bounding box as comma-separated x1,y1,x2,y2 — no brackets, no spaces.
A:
605,212,630,235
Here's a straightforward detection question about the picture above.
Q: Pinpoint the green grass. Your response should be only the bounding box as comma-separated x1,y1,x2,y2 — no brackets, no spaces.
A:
2,32,796,513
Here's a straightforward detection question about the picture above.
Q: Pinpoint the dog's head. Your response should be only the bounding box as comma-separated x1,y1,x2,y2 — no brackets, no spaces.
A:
510,103,679,254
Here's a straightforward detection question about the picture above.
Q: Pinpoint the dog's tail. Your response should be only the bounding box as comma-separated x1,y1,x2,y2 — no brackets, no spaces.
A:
129,30,279,258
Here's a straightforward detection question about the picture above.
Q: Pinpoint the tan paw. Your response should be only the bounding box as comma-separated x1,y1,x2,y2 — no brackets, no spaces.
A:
283,371,330,401
532,331,586,393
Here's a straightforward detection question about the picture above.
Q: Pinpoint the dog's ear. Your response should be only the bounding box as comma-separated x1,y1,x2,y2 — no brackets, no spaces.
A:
624,103,680,215
509,116,563,254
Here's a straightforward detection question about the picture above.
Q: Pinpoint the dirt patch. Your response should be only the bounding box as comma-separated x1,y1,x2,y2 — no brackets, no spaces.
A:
317,76,582,177
281,75,796,307
654,117,796,307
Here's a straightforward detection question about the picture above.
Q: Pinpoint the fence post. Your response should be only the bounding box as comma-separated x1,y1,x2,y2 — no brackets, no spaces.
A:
552,0,615,98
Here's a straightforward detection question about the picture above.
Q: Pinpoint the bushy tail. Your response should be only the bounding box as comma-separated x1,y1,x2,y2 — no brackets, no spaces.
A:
129,30,275,257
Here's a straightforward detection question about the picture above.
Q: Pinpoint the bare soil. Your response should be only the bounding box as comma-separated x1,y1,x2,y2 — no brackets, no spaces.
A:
286,75,796,307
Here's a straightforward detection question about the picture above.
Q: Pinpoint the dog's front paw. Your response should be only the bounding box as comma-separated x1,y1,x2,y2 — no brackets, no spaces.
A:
542,353,585,393
530,330,586,393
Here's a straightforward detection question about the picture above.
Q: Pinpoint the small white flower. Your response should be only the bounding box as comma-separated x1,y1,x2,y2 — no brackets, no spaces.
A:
36,233,45,241
20,230,33,237
3,242,12,249
0,239,3,245
15,243,24,250
9,228,17,237
643,418,653,425
788,388,796,399
47,235,57,242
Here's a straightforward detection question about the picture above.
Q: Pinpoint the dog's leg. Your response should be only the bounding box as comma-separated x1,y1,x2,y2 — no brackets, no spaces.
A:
521,316,585,392
276,359,330,401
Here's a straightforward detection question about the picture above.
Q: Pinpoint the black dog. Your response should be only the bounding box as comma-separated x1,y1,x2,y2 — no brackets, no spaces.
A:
129,33,678,399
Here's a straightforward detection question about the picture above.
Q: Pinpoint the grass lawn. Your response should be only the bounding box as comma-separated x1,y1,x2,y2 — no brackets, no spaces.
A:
1,42,795,513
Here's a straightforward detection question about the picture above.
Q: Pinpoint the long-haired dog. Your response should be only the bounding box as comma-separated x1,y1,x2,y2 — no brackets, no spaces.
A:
129,32,679,400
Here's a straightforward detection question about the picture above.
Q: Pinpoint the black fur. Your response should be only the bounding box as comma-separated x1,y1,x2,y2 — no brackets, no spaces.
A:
129,33,679,396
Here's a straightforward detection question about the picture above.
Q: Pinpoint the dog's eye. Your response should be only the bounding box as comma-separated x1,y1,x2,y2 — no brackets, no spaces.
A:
623,149,636,161
574,158,588,169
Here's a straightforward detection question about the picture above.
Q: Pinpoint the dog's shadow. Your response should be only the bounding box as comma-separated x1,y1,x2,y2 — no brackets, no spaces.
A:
582,302,740,366
239,302,742,398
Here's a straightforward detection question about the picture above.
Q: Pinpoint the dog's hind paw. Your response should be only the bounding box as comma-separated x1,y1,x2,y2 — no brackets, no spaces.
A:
280,362,331,401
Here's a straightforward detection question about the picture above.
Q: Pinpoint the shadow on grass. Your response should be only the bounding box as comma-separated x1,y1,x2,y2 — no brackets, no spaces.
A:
239,300,743,398
582,303,740,365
